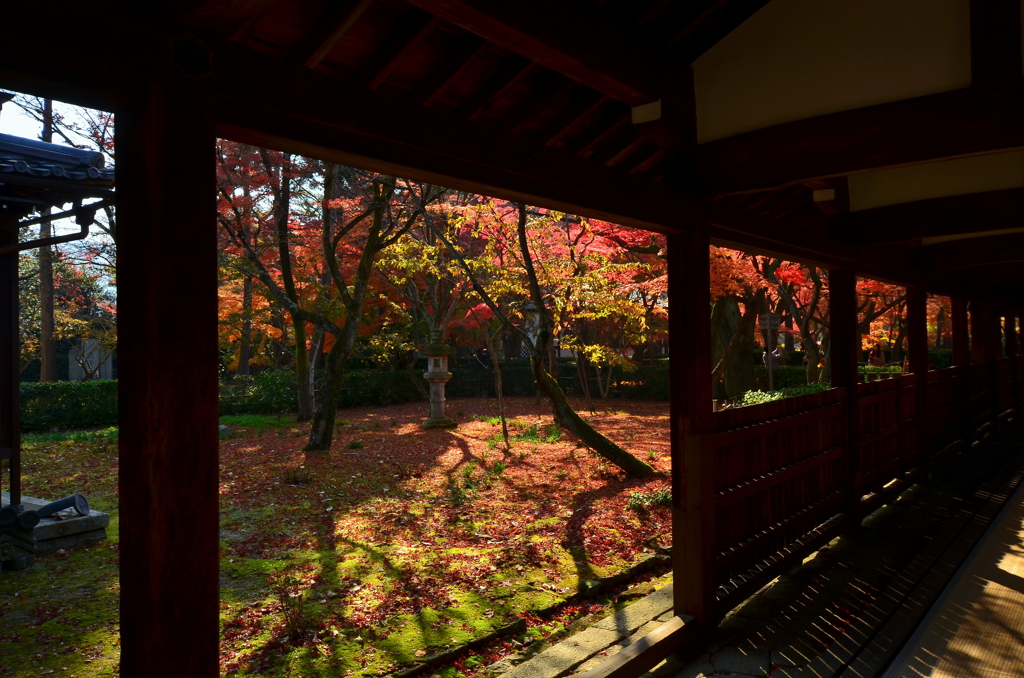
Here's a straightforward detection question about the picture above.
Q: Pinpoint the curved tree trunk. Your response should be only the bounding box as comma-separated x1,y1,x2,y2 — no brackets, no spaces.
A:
531,356,656,476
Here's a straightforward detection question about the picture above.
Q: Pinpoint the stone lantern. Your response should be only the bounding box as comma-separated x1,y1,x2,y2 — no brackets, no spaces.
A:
422,329,456,429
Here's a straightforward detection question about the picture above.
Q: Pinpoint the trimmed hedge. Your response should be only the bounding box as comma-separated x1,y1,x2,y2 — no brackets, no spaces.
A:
21,380,119,432
218,369,429,416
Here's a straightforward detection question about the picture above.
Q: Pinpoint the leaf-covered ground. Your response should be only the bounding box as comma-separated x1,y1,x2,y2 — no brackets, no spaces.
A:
0,397,672,677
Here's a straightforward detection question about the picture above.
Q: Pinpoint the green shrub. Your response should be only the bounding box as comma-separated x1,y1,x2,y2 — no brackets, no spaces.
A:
21,380,119,432
732,381,831,407
752,365,810,390
626,487,672,512
616,363,670,400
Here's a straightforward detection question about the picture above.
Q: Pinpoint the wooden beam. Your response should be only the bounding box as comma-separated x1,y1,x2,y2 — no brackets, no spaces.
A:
533,90,608,145
918,232,1024,270
971,0,1022,95
698,85,1024,195
210,41,703,232
402,0,664,105
116,80,219,677
455,57,532,121
296,0,375,69
361,14,441,89
667,0,773,64
846,188,1024,245
413,36,489,107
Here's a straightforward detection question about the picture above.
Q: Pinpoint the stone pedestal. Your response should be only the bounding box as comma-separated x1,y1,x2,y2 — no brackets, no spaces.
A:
422,331,456,429
1,492,109,571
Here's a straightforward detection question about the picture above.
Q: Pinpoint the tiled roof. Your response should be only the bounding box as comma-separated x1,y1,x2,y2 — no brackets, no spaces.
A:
0,132,114,184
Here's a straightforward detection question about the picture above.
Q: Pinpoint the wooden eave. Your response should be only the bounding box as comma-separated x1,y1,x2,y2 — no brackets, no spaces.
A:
2,0,1022,305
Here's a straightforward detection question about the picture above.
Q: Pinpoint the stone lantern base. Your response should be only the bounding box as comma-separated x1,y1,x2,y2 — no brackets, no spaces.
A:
422,372,457,429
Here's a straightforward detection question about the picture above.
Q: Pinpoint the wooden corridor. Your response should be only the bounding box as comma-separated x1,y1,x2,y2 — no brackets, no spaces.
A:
883,478,1024,678
5,2,1024,675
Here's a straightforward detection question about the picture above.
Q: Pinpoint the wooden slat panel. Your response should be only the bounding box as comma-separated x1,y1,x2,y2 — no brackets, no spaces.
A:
715,446,844,509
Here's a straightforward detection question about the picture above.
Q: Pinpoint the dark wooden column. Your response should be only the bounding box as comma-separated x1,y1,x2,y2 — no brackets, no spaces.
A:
952,297,973,447
668,224,714,622
828,269,859,526
970,301,989,362
952,298,970,366
0,213,21,510
906,287,929,463
1005,313,1019,409
115,80,219,677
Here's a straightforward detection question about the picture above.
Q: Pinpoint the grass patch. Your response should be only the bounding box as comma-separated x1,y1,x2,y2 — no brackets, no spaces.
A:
22,426,119,444
4,397,674,678
219,413,295,434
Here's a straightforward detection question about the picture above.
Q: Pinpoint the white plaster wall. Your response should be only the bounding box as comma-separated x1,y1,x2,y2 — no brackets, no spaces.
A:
848,151,1024,211
693,0,972,143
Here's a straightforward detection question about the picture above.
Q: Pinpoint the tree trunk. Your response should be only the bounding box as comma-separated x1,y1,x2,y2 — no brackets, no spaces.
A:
237,276,253,376
511,205,653,476
38,100,57,382
531,355,655,476
38,229,56,381
574,350,595,412
304,339,347,452
482,326,509,450
293,319,313,421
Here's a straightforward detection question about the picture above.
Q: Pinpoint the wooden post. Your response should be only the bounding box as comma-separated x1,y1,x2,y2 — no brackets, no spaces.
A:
1005,313,1018,410
970,301,988,362
828,269,859,527
952,297,973,448
668,224,714,623
116,80,219,677
0,213,21,511
906,287,929,464
953,298,970,366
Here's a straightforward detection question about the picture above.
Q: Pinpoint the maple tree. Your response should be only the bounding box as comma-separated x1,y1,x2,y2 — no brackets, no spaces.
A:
431,201,656,477
221,157,445,452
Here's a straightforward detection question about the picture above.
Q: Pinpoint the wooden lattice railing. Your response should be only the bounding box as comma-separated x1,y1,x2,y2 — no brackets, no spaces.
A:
680,355,1022,622
704,389,847,612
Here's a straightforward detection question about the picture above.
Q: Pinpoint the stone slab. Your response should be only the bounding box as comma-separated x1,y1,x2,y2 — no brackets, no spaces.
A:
2,492,110,552
594,583,674,635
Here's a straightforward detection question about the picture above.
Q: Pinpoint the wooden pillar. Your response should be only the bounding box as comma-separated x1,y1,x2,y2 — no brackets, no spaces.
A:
0,213,21,510
1006,313,1019,409
952,298,970,366
970,301,989,362
952,297,973,447
829,269,860,526
116,80,219,676
668,224,714,622
906,287,929,462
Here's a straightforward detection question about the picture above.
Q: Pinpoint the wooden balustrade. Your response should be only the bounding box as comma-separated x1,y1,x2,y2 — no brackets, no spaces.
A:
680,356,1019,627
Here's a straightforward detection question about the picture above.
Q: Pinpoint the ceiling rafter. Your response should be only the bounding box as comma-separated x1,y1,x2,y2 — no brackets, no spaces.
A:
582,115,635,161
362,14,441,89
667,0,773,63
296,0,375,70
499,74,567,135
534,91,607,146
699,85,1024,195
848,188,1024,246
413,36,488,107
564,109,631,156
457,58,533,121
402,0,665,105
